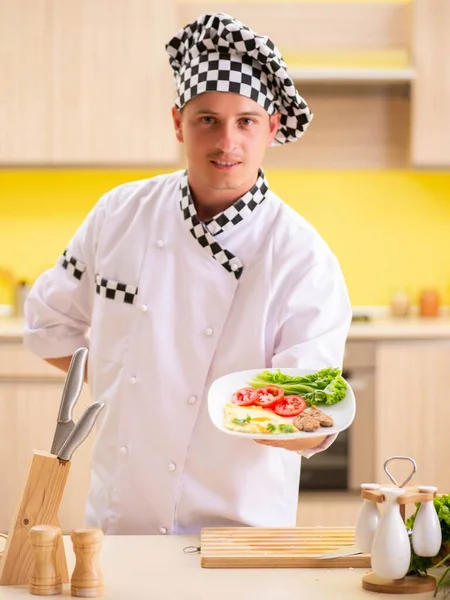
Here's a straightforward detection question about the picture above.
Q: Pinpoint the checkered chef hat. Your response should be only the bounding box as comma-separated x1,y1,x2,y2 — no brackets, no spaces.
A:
165,13,313,145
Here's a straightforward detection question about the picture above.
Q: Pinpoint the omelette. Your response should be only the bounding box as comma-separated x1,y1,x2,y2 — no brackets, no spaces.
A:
224,403,298,435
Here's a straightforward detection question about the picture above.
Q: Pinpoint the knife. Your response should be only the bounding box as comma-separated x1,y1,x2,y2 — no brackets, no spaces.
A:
57,402,105,461
51,347,89,455
317,545,363,559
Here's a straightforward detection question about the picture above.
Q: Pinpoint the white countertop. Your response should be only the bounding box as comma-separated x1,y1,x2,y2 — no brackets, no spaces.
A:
0,534,438,599
2,316,450,341
348,316,450,340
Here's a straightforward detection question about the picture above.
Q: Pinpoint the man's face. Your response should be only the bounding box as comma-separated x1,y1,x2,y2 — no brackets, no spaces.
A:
172,92,280,196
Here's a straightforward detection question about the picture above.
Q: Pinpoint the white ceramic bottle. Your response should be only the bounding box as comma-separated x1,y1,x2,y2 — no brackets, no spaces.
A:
370,487,411,580
412,486,442,557
355,483,381,553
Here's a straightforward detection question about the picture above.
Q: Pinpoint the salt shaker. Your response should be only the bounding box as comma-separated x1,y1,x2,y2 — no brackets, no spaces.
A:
29,525,62,596
412,486,442,557
370,487,411,580
71,528,104,597
355,483,381,553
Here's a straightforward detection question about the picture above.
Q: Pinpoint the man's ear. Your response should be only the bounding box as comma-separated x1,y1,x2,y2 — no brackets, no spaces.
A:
268,112,281,146
171,106,184,142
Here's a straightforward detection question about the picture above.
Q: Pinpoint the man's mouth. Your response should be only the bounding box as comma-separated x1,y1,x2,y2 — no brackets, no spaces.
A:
210,160,241,170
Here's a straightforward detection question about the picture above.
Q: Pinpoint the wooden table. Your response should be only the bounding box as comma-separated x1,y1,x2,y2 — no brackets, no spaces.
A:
0,535,438,599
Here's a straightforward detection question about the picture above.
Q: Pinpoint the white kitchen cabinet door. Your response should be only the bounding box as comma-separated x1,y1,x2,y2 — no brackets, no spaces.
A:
0,0,179,165
374,342,450,493
0,380,93,534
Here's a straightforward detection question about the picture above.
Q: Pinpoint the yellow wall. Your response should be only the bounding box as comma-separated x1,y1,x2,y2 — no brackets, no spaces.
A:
0,168,449,307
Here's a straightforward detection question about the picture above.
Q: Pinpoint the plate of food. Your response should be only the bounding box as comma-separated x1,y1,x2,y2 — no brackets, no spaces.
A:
208,367,355,440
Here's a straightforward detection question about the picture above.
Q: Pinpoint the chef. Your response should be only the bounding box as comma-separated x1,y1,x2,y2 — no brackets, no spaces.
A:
24,13,351,534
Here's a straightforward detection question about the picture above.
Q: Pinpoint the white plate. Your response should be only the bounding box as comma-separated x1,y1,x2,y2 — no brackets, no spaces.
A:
208,368,356,440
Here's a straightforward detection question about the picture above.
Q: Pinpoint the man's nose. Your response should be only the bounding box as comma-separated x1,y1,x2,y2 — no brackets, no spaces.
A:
215,123,238,153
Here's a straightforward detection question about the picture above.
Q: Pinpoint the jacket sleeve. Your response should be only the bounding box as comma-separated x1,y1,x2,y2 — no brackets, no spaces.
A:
23,195,108,359
271,250,352,458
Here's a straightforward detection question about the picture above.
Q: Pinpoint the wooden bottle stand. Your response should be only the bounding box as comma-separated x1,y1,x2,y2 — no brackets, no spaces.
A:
361,486,437,595
0,450,71,586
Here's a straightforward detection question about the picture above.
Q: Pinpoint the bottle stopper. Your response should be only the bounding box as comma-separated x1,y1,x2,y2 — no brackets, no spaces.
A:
29,524,62,596
70,528,104,598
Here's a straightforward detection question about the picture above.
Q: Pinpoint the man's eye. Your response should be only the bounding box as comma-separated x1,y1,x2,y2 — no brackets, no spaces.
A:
201,117,216,125
240,118,255,126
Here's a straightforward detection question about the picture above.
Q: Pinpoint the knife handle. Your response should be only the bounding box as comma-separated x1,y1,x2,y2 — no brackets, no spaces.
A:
57,347,89,422
58,402,104,461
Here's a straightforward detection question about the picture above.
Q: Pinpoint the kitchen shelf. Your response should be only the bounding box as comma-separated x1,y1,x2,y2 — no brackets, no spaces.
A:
290,66,415,83
284,49,414,84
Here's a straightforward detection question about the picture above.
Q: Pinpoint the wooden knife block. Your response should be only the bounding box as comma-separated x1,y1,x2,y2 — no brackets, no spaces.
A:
0,450,71,586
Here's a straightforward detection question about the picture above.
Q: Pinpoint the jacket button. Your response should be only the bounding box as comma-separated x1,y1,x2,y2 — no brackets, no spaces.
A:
188,395,197,404
204,328,213,336
159,527,168,534
140,304,148,312
130,376,137,384
156,240,165,248
120,446,128,455
168,462,176,472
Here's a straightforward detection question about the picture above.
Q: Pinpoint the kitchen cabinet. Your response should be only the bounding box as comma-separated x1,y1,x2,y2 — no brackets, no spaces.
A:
179,0,412,169
2,0,448,168
0,341,92,534
179,0,450,169
411,0,450,167
297,491,362,528
344,342,376,490
0,1,53,163
0,0,178,165
374,341,450,491
347,338,450,492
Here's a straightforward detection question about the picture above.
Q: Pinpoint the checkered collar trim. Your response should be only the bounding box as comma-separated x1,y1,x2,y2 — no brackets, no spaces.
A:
179,170,268,279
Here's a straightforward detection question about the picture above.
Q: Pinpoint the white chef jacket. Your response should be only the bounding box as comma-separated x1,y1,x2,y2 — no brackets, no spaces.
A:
24,170,351,535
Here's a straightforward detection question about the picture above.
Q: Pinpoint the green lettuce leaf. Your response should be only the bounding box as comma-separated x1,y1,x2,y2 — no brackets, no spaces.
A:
248,367,347,406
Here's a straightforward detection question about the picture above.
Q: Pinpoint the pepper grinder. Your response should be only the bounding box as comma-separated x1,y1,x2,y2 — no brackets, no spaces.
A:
71,528,104,598
29,525,62,596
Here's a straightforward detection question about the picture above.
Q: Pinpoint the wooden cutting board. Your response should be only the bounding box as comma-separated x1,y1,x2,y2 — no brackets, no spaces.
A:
200,526,371,568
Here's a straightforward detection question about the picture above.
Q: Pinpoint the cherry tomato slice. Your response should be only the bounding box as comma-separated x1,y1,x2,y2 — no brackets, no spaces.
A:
254,386,285,409
232,387,258,406
274,395,306,417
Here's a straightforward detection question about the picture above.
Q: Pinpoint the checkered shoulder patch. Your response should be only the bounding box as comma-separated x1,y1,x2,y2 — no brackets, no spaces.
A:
95,274,138,305
59,250,87,281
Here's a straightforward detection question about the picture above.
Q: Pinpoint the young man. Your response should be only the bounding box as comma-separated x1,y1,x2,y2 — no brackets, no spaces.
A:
24,13,351,534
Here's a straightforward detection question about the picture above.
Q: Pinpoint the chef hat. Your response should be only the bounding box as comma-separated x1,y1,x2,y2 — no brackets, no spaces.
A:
165,13,313,146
